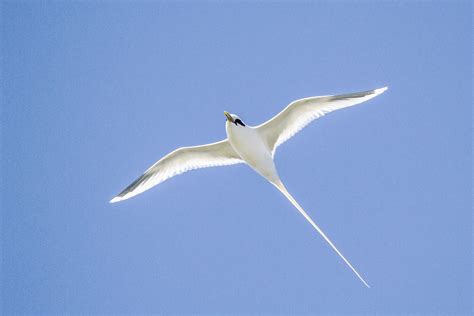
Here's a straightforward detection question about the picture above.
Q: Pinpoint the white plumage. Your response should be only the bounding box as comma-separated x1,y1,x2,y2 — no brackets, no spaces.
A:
258,87,387,155
110,140,242,203
111,87,388,287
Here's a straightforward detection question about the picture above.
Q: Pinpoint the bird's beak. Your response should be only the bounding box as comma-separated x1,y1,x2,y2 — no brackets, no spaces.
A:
224,111,234,123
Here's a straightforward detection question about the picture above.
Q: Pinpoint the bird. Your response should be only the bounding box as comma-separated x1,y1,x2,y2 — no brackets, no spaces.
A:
110,86,388,287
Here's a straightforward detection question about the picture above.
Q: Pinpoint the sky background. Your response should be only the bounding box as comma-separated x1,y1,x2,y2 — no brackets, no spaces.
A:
1,1,471,315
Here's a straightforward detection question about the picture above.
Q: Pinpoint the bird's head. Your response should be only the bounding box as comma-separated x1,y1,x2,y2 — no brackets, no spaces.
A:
224,111,246,127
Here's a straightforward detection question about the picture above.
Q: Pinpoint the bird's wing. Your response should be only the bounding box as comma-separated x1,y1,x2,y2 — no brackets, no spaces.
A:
257,87,388,155
110,139,243,203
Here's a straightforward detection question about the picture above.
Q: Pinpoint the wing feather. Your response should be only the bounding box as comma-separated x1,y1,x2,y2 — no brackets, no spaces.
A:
257,87,388,155
110,139,242,202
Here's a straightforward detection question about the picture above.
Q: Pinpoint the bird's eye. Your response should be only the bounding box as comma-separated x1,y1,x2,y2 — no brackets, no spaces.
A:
235,119,245,127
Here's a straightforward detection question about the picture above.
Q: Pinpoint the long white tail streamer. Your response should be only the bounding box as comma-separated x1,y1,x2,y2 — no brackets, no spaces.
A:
272,180,370,288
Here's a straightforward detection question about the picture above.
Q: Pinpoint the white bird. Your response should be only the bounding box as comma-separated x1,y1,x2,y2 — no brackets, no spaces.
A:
111,87,388,287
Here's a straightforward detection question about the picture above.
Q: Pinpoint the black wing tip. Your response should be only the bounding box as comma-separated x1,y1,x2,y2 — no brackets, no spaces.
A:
330,86,388,101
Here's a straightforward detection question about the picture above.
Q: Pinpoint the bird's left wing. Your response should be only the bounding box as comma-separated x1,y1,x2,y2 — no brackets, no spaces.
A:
110,139,243,203
257,87,388,156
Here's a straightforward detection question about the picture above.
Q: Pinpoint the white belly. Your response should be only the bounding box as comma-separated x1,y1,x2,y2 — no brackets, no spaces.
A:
226,124,279,182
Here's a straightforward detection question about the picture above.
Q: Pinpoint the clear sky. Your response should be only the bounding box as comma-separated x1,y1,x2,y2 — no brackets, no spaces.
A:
2,1,471,314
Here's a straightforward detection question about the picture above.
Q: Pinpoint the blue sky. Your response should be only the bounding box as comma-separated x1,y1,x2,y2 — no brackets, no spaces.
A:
2,1,471,314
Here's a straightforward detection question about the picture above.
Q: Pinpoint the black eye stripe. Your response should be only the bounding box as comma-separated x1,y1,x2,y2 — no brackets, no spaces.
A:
234,119,245,126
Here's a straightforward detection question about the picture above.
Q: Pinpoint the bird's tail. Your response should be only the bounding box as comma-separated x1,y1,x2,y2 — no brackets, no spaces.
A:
271,179,371,288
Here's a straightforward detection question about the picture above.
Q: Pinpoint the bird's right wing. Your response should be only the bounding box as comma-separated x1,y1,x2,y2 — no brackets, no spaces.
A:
110,139,243,203
257,87,388,156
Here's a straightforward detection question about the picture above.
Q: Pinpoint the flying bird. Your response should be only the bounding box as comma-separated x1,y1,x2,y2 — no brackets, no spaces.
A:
111,87,388,287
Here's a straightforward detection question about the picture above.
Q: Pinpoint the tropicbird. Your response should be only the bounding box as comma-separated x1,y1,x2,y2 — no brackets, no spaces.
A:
111,87,388,287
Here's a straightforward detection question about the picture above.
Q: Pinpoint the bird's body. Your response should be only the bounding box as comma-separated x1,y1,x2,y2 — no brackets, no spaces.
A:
226,122,278,182
111,87,388,288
